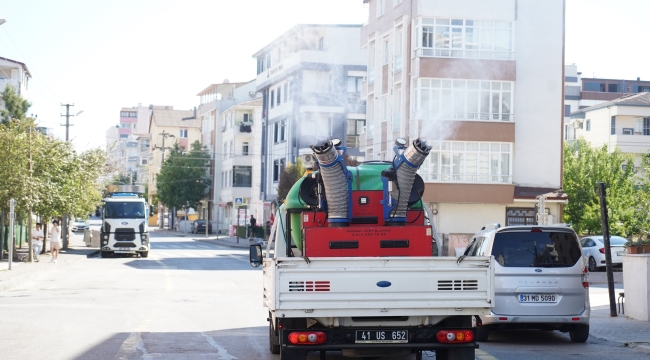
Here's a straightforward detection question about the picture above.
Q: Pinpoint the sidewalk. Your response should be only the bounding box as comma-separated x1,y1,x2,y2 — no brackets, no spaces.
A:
155,228,259,249
0,231,98,292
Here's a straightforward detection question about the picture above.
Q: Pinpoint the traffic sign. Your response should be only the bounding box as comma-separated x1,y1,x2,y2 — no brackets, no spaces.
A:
234,198,243,206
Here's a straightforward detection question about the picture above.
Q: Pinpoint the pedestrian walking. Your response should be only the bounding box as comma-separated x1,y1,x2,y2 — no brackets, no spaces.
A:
32,223,44,262
265,221,271,241
50,220,61,263
249,215,257,239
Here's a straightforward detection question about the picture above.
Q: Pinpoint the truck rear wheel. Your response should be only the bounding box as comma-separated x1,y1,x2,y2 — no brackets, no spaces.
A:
476,325,490,342
269,320,280,354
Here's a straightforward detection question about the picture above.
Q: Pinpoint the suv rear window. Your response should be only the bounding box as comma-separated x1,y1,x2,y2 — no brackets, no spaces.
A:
491,230,582,267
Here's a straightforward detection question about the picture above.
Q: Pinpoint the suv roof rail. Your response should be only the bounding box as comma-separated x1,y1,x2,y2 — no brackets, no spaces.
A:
481,223,501,230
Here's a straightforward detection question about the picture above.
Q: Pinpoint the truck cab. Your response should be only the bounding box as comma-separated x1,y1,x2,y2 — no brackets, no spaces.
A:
100,185,149,258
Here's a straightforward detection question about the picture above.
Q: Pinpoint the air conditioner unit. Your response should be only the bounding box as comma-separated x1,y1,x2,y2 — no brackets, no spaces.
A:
301,154,316,169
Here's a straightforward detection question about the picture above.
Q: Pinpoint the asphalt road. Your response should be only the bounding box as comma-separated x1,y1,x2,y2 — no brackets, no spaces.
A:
0,230,648,360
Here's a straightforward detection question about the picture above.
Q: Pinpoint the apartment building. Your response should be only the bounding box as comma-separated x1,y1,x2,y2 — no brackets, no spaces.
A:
253,24,367,201
217,99,263,230
0,57,30,106
195,80,250,224
147,107,202,206
361,0,565,253
569,92,650,171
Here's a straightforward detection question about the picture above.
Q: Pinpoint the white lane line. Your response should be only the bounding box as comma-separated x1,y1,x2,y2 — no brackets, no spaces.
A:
201,332,238,360
476,349,499,360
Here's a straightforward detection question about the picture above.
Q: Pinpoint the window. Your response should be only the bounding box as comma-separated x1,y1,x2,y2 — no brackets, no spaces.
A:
611,116,616,135
608,83,619,93
583,82,601,92
395,28,403,73
383,97,388,122
346,119,366,147
415,79,514,121
383,39,390,65
419,141,512,183
368,42,375,84
644,118,650,136
242,142,249,156
277,87,281,105
120,112,137,118
586,119,591,131
377,0,385,17
393,86,401,131
284,82,289,102
119,134,128,139
318,37,324,51
367,101,374,139
273,158,286,182
179,129,188,138
564,104,571,117
416,18,514,60
270,90,275,108
347,76,363,92
243,113,250,123
491,231,581,268
273,120,287,143
140,156,148,166
233,166,252,187
120,123,130,128
639,86,650,92
394,0,402,5
623,128,634,135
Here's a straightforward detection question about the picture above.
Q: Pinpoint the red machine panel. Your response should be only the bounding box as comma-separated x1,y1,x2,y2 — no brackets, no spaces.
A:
303,225,433,257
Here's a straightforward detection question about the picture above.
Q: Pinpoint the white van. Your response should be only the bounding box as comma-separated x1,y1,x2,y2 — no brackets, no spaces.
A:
465,224,589,343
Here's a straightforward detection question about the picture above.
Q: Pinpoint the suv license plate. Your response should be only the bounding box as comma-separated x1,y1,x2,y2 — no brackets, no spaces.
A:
355,330,408,343
519,294,557,303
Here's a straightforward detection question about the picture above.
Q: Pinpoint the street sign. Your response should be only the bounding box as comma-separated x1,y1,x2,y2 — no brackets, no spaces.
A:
234,198,243,206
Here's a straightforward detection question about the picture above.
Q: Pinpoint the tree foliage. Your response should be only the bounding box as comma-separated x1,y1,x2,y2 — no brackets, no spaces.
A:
1,84,31,125
563,139,648,237
277,158,306,200
0,122,106,220
156,141,211,209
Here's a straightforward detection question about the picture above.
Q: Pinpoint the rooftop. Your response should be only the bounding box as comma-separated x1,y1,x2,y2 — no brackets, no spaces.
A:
571,92,650,117
0,56,31,77
252,24,363,57
150,108,201,129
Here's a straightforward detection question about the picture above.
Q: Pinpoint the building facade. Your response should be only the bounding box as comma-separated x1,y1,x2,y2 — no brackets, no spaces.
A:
0,57,30,109
361,0,566,253
253,24,367,201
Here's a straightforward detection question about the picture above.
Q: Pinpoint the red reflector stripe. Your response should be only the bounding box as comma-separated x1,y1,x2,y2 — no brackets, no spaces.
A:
572,317,580,321
498,317,508,321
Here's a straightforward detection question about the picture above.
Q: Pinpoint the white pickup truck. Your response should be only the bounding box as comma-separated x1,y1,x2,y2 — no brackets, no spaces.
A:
250,206,494,360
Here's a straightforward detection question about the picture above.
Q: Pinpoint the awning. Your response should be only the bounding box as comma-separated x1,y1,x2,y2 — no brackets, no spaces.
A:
514,186,568,202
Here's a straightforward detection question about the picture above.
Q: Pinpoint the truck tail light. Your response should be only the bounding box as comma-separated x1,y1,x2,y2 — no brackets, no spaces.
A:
287,331,326,345
582,266,589,288
436,330,474,343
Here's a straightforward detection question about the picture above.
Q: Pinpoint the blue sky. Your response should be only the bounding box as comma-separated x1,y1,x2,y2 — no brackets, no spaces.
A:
0,0,649,151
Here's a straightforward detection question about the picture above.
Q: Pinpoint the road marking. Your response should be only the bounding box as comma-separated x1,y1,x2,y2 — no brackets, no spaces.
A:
201,332,238,360
476,349,499,360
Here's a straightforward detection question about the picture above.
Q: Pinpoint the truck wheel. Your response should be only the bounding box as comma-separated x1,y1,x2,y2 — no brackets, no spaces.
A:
100,250,111,258
476,325,490,342
269,320,280,354
436,348,475,360
569,324,589,343
140,251,149,258
280,348,307,360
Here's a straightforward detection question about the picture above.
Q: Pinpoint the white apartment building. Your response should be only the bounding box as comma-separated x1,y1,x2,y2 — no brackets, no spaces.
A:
361,0,565,253
218,99,263,230
253,24,367,201
569,92,650,171
0,57,30,108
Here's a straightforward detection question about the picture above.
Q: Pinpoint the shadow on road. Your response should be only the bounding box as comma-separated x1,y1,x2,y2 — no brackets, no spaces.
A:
121,255,257,271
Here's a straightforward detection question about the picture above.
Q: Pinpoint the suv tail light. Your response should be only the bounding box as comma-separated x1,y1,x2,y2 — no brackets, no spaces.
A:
599,248,605,254
287,331,326,345
436,330,474,343
582,266,589,288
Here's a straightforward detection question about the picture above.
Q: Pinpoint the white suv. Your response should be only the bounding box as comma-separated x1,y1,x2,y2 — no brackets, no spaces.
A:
465,224,589,343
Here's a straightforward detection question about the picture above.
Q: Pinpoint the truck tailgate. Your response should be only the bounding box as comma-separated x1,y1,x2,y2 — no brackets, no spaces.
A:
272,256,494,317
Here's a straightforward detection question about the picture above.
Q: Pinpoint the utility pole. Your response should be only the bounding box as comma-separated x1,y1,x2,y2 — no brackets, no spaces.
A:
60,103,74,250
153,130,175,229
598,182,617,317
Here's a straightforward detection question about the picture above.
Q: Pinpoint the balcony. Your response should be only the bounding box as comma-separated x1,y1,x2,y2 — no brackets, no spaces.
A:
414,111,514,122
419,172,513,184
256,50,337,89
414,48,514,61
0,78,21,94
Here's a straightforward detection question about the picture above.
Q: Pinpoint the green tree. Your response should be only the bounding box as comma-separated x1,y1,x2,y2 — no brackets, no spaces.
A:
277,158,306,200
563,139,647,237
1,84,31,125
156,141,211,209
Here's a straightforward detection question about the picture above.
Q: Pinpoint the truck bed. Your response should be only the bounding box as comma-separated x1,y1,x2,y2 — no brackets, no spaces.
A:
264,256,494,318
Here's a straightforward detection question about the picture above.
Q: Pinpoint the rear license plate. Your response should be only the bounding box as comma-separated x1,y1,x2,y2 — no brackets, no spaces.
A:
355,330,408,344
519,294,557,303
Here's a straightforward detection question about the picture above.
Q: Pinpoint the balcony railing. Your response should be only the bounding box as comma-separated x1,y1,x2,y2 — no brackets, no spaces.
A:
414,48,515,60
419,172,512,184
346,135,360,148
414,111,514,122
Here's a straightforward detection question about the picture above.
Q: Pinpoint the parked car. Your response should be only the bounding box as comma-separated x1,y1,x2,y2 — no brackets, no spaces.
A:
580,235,627,272
191,219,212,234
465,224,589,343
70,218,89,232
